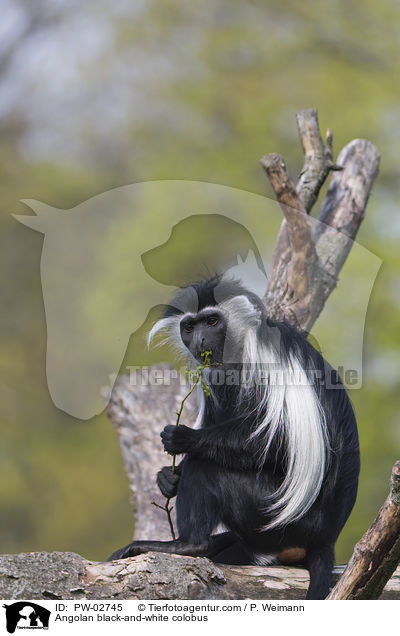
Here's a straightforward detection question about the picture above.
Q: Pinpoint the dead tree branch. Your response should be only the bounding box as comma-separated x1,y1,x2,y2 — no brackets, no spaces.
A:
262,108,338,291
260,152,315,328
309,139,380,327
327,461,400,599
262,109,380,330
296,108,342,213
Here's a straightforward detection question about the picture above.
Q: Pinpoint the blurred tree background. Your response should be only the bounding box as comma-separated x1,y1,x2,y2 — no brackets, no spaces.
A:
0,0,399,562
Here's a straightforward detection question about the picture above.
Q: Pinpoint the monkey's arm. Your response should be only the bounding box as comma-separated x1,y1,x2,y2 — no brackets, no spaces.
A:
161,424,267,471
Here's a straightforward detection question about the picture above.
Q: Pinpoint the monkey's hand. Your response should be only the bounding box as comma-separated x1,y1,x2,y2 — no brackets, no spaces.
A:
161,424,199,455
157,465,180,498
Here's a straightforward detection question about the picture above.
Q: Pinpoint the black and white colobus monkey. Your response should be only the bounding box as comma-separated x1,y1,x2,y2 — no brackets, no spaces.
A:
109,276,360,600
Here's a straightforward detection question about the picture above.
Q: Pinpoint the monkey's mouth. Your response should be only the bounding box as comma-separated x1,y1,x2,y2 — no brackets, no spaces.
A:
194,349,223,366
194,349,213,364
194,349,217,367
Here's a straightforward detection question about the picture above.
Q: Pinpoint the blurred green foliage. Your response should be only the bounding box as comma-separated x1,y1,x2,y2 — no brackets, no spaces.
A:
0,0,399,562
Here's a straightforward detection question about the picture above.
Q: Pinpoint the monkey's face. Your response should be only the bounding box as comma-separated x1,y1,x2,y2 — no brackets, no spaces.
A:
180,309,227,364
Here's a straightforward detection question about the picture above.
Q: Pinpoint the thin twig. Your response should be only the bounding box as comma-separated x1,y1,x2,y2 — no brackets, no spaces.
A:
152,351,213,539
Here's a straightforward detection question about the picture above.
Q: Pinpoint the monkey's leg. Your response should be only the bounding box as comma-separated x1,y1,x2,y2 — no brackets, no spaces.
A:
107,532,241,562
301,453,359,599
175,460,254,564
206,531,254,565
108,539,209,561
304,544,335,600
108,459,224,562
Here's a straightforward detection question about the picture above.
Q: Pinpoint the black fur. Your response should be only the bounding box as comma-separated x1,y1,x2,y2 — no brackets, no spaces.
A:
109,277,360,600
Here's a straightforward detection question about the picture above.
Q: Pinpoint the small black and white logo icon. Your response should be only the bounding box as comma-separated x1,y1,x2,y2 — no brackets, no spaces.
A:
3,602,50,633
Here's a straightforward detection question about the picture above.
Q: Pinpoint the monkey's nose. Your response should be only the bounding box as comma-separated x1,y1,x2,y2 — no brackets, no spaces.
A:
192,334,205,349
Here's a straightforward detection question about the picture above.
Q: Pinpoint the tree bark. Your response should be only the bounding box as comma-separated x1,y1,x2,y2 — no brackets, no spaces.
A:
295,108,341,214
0,552,399,600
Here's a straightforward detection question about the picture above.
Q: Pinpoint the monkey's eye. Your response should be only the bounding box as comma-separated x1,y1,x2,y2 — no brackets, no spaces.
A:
182,322,194,333
207,316,219,326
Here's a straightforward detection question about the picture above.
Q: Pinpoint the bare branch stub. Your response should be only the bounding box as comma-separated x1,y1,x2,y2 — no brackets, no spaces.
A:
296,107,342,213
261,108,338,329
267,108,338,275
261,153,316,327
327,461,400,600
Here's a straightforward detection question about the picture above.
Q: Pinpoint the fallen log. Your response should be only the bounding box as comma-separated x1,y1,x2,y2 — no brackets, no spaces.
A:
0,552,399,600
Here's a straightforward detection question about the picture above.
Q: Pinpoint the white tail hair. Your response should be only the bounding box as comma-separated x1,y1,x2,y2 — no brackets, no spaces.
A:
242,322,329,529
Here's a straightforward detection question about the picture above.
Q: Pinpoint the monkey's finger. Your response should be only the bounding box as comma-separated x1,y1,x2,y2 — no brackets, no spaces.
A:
157,466,179,479
160,432,177,453
161,425,176,435
157,472,179,498
159,466,180,484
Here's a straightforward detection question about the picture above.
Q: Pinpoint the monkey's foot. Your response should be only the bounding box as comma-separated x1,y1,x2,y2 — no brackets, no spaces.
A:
107,539,209,561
